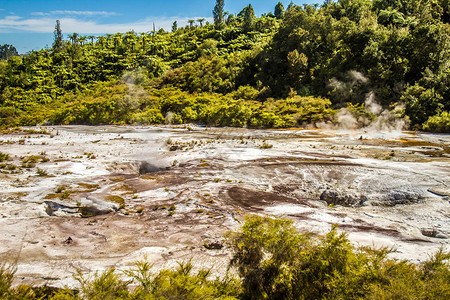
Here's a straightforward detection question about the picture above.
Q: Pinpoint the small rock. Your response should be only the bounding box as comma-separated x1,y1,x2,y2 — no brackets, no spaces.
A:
421,228,448,239
427,188,450,197
203,241,223,250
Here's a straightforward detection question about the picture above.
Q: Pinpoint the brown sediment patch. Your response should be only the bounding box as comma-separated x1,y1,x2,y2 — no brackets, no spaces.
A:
403,238,433,243
287,211,314,220
291,151,354,159
259,160,359,168
338,224,402,237
112,183,137,194
76,182,100,191
362,138,449,153
273,184,299,195
223,186,303,209
235,157,360,169
422,148,450,158
108,174,138,182
127,173,191,193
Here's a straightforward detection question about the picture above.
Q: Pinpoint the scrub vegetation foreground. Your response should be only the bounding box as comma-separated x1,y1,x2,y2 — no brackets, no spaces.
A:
0,0,449,131
1,216,449,299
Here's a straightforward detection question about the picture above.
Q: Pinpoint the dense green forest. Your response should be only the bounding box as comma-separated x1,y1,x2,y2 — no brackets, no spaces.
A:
1,216,449,299
0,0,449,131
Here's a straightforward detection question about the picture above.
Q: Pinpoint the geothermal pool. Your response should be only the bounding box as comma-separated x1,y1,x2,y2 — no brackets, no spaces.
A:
0,125,448,287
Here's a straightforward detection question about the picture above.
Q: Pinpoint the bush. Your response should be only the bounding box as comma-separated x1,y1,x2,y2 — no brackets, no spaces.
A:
0,152,10,162
132,108,165,124
227,215,450,300
423,111,450,133
74,267,130,300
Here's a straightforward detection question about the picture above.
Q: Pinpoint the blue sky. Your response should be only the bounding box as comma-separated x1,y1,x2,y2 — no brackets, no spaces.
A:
0,0,318,53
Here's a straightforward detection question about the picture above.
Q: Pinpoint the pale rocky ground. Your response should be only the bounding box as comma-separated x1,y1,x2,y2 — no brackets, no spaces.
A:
0,125,448,288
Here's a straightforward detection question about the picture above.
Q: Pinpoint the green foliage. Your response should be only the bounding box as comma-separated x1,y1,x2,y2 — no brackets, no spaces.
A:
0,264,37,299
230,85,260,101
228,215,450,300
346,102,377,123
53,20,63,52
275,2,285,19
70,260,241,299
0,152,10,162
242,5,256,32
148,261,240,299
0,0,448,131
252,0,449,130
213,0,225,28
0,264,15,298
403,84,444,126
74,267,130,300
423,111,450,132
0,45,19,60
172,21,178,33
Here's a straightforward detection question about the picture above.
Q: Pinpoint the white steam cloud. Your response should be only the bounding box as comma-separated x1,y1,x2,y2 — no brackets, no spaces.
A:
321,71,409,133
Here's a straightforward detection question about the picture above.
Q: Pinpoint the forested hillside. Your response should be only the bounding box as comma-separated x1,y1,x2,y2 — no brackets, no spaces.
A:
0,0,449,131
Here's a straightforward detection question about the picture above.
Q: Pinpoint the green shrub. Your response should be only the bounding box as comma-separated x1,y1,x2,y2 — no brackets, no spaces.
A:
132,108,165,124
0,264,35,299
0,152,10,162
227,215,450,300
0,264,15,298
423,111,450,133
147,261,240,299
74,267,130,300
36,168,48,176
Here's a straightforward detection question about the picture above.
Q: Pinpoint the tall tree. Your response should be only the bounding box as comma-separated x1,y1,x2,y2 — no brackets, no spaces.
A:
68,32,79,44
275,2,285,19
52,20,63,52
0,44,19,60
188,19,195,29
197,18,205,27
287,1,295,11
213,0,225,28
226,13,235,25
243,4,256,32
172,21,178,32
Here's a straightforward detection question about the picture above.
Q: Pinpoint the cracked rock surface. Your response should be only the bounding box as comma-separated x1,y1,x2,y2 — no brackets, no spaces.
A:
0,125,448,288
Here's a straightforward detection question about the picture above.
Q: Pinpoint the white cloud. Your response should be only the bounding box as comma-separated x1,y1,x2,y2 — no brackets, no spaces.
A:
31,12,50,16
31,10,119,17
0,15,213,34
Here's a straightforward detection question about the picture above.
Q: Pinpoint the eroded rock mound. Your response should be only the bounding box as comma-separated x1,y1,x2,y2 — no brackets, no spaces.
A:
320,190,367,207
382,191,424,206
45,197,118,217
45,201,79,216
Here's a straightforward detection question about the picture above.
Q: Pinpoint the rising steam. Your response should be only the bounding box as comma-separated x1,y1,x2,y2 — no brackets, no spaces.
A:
322,71,409,133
